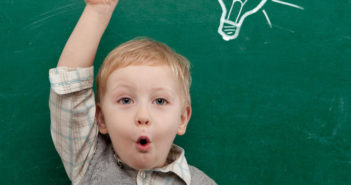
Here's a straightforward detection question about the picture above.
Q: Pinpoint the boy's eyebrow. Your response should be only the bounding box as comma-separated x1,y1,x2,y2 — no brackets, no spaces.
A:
151,87,175,93
110,83,177,95
111,83,135,91
151,87,177,96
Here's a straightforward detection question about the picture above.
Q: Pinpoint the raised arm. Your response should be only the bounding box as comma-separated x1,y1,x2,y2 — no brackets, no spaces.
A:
49,1,118,184
57,0,119,67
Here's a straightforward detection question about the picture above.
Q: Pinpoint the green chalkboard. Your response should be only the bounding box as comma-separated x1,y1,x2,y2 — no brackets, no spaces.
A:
1,0,351,184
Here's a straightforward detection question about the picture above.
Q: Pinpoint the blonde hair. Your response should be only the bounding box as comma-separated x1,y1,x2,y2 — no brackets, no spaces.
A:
96,38,192,106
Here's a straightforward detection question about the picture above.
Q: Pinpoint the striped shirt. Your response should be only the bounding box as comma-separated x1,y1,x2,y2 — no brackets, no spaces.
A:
48,67,193,185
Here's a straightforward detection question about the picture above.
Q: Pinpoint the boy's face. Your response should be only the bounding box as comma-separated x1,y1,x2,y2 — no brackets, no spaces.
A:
97,64,191,170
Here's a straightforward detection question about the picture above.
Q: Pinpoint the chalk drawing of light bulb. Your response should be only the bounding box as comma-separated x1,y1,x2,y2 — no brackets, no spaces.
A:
218,0,267,41
218,0,304,41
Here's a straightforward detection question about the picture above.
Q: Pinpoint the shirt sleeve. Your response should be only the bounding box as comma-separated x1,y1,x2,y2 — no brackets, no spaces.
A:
49,67,98,185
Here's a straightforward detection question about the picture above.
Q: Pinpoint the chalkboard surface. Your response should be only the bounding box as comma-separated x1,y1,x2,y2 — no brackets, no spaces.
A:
1,0,350,184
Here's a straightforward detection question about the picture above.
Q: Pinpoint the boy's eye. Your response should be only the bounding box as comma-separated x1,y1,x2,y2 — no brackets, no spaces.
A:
118,97,133,104
153,98,168,105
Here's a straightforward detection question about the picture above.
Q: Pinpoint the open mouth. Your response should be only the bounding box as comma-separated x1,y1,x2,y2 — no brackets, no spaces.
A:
137,136,151,152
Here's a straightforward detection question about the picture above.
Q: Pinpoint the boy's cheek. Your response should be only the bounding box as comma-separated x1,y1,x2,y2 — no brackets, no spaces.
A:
156,116,181,133
107,117,133,129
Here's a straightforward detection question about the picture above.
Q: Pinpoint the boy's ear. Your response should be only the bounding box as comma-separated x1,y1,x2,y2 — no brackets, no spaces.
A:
177,105,192,136
96,104,108,134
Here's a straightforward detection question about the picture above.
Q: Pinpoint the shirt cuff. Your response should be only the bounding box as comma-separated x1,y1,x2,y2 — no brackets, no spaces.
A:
49,66,94,95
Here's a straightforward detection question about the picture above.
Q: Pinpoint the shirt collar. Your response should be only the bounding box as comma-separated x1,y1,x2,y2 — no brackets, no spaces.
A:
153,144,191,185
113,144,191,185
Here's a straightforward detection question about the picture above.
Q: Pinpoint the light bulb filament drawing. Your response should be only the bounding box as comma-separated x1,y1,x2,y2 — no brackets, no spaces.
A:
218,0,304,41
226,0,246,24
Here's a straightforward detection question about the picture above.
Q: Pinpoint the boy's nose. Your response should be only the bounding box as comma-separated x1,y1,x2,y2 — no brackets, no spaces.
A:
135,104,151,126
137,119,149,126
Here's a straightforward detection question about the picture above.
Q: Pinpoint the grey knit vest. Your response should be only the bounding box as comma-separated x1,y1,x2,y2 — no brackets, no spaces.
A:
78,135,217,185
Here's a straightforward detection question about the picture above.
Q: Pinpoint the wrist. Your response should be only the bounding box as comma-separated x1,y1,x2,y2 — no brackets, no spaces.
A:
85,3,116,18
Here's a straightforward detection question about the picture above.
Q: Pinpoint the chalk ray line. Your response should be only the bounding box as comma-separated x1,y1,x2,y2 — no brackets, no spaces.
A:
39,3,76,17
23,4,80,30
271,0,304,10
273,24,295,33
262,9,272,28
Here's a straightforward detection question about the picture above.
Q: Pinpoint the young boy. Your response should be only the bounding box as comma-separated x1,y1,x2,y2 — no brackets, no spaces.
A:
49,0,217,184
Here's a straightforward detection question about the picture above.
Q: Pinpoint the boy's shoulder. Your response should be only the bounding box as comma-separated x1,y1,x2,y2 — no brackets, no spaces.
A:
188,165,217,185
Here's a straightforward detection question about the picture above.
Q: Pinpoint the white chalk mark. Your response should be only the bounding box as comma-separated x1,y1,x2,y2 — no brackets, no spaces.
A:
39,3,75,17
25,13,62,29
272,24,295,33
262,9,272,28
271,0,304,10
24,3,79,30
217,0,304,41
339,97,344,113
227,0,236,20
218,0,268,41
